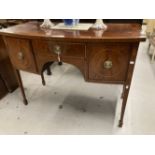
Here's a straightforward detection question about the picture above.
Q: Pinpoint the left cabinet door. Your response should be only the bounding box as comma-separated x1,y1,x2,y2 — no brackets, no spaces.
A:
4,37,37,73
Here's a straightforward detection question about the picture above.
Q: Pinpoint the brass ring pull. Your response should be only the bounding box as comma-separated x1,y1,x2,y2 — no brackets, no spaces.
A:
104,60,113,69
53,45,61,55
17,52,24,60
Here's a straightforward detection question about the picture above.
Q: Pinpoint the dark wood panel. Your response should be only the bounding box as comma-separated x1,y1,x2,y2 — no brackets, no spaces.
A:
32,40,86,75
0,58,18,92
4,37,37,73
87,43,131,82
0,76,7,99
0,36,18,98
32,40,85,58
0,36,7,60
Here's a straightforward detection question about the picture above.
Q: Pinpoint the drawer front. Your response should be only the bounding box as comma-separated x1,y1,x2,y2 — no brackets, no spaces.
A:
87,43,131,82
32,40,85,59
5,37,37,73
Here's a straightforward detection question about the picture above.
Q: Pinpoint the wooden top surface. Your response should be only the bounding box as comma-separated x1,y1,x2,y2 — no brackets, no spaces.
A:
0,21,146,42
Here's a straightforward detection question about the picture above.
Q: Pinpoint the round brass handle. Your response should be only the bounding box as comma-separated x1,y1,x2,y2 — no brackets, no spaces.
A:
53,45,61,55
17,52,24,60
104,60,113,69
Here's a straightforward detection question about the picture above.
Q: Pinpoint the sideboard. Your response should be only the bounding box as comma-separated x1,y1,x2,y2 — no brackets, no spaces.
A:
0,21,146,127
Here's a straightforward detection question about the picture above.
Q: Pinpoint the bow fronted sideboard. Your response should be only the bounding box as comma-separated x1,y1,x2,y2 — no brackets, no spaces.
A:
0,21,146,127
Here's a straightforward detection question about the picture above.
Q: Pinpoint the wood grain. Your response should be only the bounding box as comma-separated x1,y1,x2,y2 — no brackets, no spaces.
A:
87,43,131,82
4,37,37,73
0,22,146,42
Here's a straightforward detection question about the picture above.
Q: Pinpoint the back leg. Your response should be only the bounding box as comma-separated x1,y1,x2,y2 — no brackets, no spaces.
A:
151,48,155,62
41,72,46,86
41,62,54,86
47,65,52,75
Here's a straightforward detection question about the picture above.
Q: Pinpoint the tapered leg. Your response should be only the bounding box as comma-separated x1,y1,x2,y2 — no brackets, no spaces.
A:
46,66,52,75
41,72,46,86
41,62,54,86
15,69,28,105
119,85,130,127
151,48,155,62
118,43,139,127
147,43,151,54
121,85,125,99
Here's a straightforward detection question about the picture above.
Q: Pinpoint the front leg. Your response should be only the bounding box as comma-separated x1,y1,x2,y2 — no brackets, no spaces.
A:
119,84,130,127
15,69,28,105
118,43,139,127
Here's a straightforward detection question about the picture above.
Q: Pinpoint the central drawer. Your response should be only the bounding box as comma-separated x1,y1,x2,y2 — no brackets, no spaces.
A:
32,40,85,60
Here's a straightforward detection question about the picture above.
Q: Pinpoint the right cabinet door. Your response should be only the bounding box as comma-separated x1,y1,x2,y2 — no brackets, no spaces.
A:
87,43,131,83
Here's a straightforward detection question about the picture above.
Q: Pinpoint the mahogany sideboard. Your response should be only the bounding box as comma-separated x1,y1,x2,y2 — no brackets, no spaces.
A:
0,21,146,127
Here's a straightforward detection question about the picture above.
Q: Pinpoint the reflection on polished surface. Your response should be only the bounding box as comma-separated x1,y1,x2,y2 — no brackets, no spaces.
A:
42,29,52,36
40,27,81,38
0,21,145,40
93,29,106,37
92,19,107,30
40,19,54,29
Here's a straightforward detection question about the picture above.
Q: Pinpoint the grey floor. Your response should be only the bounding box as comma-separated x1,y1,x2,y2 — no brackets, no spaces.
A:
0,38,155,134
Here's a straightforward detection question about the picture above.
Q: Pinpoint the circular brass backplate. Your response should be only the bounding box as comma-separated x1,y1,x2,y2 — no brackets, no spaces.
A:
104,60,113,69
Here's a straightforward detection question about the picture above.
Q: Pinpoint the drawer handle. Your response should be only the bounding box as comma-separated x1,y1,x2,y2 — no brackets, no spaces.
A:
104,60,113,69
53,45,61,55
17,52,24,60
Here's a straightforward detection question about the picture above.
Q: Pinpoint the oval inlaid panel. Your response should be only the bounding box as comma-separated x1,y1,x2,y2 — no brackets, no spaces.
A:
87,43,131,82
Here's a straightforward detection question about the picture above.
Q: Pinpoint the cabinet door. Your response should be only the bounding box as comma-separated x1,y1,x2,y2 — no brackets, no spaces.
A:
87,43,131,83
5,37,37,73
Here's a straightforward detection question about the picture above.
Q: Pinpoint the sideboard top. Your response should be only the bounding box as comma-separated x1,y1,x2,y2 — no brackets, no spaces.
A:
0,21,146,42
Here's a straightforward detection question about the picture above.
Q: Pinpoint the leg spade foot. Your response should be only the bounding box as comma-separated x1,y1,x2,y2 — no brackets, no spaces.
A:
118,120,123,127
15,70,28,105
59,105,63,109
23,99,28,105
42,80,46,86
119,84,130,128
58,61,63,66
41,73,46,86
